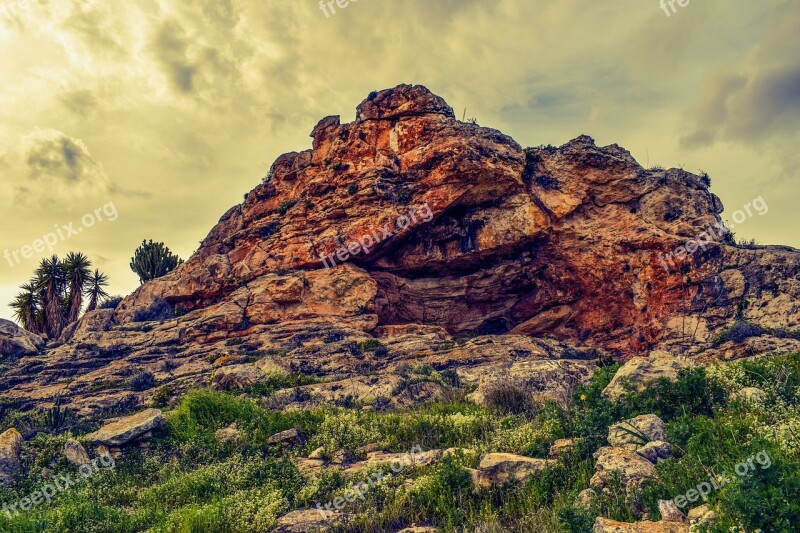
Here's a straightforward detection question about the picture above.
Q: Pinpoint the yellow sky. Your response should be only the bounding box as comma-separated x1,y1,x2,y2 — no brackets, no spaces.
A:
1,0,798,321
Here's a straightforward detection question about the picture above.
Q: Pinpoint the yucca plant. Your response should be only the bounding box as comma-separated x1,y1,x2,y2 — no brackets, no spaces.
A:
35,255,67,339
86,269,110,312
63,251,92,323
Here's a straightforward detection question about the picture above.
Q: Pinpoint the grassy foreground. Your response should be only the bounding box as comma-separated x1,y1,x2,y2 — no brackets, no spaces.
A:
1,354,800,532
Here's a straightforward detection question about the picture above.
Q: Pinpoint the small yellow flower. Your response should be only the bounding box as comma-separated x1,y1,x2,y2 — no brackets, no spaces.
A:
580,394,587,401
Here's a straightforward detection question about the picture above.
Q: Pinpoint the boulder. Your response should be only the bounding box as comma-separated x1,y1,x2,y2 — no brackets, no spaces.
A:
86,408,164,446
590,447,656,492
686,505,715,527
593,517,689,532
215,423,241,444
608,414,668,450
211,364,265,390
472,453,554,489
0,319,44,357
602,352,693,401
273,508,345,532
63,439,91,466
576,488,598,511
658,500,687,523
637,441,672,464
731,386,767,403
267,428,301,445
549,438,580,459
0,428,23,486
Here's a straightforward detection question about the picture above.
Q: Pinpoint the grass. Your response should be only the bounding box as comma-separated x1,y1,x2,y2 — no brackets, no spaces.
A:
1,355,800,531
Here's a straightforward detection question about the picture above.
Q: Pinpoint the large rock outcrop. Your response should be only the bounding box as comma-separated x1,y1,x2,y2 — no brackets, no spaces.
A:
0,318,44,358
1,84,799,415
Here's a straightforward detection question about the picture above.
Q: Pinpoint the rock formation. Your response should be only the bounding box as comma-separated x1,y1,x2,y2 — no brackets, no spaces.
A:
1,84,799,415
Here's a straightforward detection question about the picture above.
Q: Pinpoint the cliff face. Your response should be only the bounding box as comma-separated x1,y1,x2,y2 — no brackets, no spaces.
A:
3,84,800,414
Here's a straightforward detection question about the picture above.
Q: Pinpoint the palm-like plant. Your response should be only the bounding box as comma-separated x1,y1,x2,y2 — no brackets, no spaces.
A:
34,255,67,339
86,269,110,312
10,283,41,334
63,252,92,323
10,254,111,338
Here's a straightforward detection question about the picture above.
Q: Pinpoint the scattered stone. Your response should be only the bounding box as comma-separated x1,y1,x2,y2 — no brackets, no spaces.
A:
344,449,442,476
637,441,672,464
472,453,554,489
293,457,326,476
609,414,667,451
397,527,437,533
731,386,767,403
0,318,44,358
602,352,693,401
211,364,265,390
575,488,598,511
308,446,326,460
658,500,687,523
267,428,301,445
590,447,656,493
549,438,579,459
0,428,23,486
63,439,91,466
86,408,164,446
215,423,241,444
273,508,345,532
593,517,689,532
687,505,715,527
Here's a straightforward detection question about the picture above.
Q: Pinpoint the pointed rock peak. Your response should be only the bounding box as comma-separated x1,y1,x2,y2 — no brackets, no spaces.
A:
356,84,456,121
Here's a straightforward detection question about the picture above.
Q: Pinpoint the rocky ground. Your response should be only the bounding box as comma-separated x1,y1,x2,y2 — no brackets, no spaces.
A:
1,85,799,532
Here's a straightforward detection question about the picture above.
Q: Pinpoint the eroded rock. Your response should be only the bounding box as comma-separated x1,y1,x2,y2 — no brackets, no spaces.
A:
0,319,44,357
472,453,554,489
63,439,91,466
593,517,689,532
0,428,23,486
603,352,693,401
590,447,656,492
86,409,164,446
608,414,667,451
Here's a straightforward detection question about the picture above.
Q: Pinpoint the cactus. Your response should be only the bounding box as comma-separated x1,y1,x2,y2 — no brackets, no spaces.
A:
129,240,183,284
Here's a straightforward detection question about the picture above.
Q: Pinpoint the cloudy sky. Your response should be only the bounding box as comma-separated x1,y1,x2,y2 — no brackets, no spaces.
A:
1,0,798,321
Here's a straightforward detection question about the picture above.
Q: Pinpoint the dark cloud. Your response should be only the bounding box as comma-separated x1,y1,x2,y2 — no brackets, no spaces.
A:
26,132,95,183
151,19,198,93
681,2,800,148
60,89,98,117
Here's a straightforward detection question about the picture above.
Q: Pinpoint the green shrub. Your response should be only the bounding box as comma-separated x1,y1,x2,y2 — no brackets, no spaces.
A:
277,200,298,216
